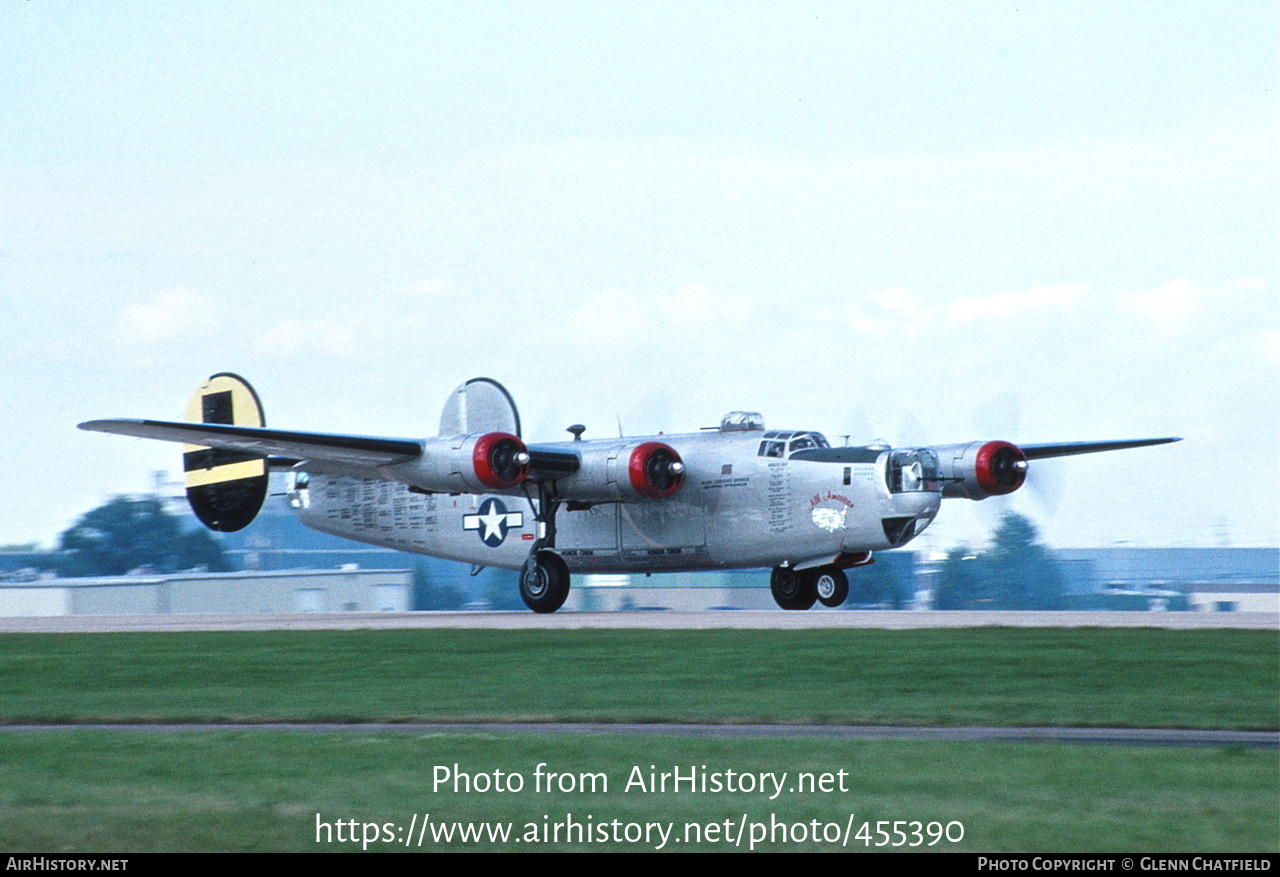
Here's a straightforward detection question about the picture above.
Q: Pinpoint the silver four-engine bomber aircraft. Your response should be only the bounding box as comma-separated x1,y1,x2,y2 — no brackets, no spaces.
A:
81,374,1180,613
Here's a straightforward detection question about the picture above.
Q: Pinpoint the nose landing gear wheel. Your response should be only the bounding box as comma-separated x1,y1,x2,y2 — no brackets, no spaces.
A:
770,566,817,610
519,551,570,613
813,567,849,608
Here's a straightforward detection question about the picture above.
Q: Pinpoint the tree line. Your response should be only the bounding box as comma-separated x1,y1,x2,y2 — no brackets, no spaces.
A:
931,513,1066,610
5,497,230,578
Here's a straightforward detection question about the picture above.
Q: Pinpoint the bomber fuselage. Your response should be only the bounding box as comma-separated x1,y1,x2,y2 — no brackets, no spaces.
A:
289,429,941,574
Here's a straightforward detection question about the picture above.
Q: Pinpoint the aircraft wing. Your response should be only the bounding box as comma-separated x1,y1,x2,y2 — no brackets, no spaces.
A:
524,445,582,477
1020,437,1181,460
79,418,585,487
78,419,422,468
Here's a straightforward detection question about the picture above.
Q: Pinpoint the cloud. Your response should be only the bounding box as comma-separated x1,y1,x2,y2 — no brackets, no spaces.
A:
113,288,221,347
253,318,358,358
1227,278,1268,292
869,286,932,320
560,289,656,344
391,279,457,298
1259,330,1279,367
1117,278,1208,335
948,283,1087,322
560,283,758,347
667,283,757,325
843,286,930,337
846,282,1088,336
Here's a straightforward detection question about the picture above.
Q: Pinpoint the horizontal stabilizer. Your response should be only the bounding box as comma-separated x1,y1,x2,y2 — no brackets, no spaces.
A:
79,419,422,467
1020,437,1181,460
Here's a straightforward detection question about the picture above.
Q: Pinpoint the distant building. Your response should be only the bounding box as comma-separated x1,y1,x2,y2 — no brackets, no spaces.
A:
0,568,412,617
1053,547,1279,613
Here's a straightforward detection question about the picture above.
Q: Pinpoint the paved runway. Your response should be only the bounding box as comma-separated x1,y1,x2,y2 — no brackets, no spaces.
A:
1,609,1274,633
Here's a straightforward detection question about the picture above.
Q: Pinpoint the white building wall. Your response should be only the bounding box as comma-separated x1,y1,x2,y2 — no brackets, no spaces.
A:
1,569,412,616
0,586,71,617
1188,591,1280,613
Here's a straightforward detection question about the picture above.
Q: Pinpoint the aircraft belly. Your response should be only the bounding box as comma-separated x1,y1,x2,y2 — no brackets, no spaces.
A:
298,475,436,552
298,475,531,569
614,498,708,571
553,505,625,572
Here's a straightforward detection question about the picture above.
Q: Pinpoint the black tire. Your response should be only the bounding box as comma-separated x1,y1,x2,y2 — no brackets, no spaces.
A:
519,551,570,613
813,567,849,608
770,566,816,610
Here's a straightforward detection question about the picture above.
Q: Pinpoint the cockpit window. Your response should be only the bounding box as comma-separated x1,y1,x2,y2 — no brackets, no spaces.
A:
759,440,786,458
758,431,830,458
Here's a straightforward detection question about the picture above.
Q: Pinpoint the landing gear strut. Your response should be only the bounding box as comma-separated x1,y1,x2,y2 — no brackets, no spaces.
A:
520,481,570,613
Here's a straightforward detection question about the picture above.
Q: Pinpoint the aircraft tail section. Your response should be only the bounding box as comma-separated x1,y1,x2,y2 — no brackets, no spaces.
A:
182,373,268,531
439,377,522,437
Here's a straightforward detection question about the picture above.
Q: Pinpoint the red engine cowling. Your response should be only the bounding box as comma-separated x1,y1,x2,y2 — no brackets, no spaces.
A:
555,440,686,502
935,440,1028,501
627,441,685,498
471,432,530,489
395,431,530,494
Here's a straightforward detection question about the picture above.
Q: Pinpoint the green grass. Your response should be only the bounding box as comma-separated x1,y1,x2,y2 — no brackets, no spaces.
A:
1,628,1275,728
3,628,1275,852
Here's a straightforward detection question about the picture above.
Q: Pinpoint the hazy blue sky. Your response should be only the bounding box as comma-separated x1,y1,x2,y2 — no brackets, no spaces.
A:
2,2,1276,551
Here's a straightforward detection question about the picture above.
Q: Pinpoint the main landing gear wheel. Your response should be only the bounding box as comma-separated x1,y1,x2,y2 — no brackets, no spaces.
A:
813,567,849,608
770,566,816,610
519,551,570,614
